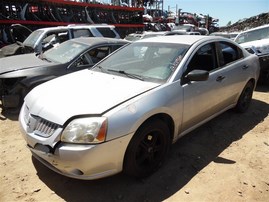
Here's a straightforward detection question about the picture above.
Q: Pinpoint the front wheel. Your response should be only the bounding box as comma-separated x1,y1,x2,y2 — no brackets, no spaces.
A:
123,119,171,178
234,81,254,113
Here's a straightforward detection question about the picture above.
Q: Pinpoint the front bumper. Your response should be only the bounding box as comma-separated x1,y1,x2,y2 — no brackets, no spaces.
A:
19,105,133,180
27,134,132,180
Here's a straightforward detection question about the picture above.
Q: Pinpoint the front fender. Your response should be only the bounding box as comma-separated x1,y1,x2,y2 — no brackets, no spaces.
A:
20,75,58,88
104,82,183,142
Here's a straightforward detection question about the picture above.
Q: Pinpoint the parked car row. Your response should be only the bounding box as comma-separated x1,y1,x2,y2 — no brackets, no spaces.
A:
18,35,260,180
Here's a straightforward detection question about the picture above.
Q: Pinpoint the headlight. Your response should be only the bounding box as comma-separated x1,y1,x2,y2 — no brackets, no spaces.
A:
61,117,107,144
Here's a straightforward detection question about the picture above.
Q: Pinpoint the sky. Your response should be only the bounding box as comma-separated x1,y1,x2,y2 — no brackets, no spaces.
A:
163,0,269,26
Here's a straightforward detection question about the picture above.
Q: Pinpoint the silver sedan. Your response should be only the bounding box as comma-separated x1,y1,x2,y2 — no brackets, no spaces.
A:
19,35,260,180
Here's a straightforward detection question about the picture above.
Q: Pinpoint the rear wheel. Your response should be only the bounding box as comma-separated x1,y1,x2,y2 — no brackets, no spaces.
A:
234,81,254,113
123,119,170,178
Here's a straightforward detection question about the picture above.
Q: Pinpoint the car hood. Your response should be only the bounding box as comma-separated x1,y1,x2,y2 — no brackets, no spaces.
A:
240,38,269,55
25,70,159,125
0,53,51,74
0,43,21,57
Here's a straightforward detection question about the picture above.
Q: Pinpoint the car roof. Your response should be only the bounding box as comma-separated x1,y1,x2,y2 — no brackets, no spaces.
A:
66,37,129,46
136,35,214,45
32,26,68,32
67,24,116,29
34,24,116,32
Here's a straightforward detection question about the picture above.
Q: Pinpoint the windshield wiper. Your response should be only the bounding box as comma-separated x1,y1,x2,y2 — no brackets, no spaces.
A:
107,69,144,81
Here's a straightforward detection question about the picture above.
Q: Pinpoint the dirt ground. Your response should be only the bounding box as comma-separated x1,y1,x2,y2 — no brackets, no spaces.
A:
0,84,269,202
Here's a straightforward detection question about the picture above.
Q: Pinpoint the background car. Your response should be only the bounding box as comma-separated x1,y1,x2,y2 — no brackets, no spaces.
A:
234,24,269,84
0,24,121,57
124,30,187,41
0,37,128,110
19,35,260,180
210,31,238,39
124,31,169,41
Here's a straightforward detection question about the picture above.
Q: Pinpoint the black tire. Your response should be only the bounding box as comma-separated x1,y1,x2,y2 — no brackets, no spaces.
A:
234,81,254,113
123,119,171,178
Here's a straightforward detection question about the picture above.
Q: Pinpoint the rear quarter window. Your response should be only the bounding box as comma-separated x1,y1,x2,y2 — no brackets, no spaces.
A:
219,42,243,66
72,29,93,38
96,28,116,38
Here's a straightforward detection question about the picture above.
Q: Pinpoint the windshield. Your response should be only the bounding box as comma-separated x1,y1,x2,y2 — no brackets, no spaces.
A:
93,42,189,83
23,30,44,47
235,26,269,44
42,40,89,63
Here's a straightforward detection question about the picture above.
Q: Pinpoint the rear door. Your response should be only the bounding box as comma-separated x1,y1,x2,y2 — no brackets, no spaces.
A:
213,41,249,105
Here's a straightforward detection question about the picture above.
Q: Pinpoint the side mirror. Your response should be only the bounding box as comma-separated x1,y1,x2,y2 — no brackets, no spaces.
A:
185,70,209,81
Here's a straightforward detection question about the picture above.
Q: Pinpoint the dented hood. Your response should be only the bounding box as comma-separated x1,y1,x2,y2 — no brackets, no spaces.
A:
24,70,159,125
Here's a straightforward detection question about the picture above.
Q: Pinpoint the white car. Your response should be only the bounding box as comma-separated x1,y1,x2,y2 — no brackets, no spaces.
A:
19,35,260,180
0,24,120,57
234,24,269,84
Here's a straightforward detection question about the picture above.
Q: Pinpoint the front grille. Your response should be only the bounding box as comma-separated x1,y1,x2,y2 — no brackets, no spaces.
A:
26,113,60,138
33,117,60,138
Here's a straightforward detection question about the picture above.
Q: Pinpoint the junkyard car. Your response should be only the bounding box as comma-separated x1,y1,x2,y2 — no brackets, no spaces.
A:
19,35,260,180
234,24,269,84
210,32,238,39
124,31,170,41
124,30,187,41
0,37,128,110
0,24,121,57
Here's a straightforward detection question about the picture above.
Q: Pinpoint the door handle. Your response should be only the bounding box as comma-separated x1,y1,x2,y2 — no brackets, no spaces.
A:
216,76,225,82
242,65,249,69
